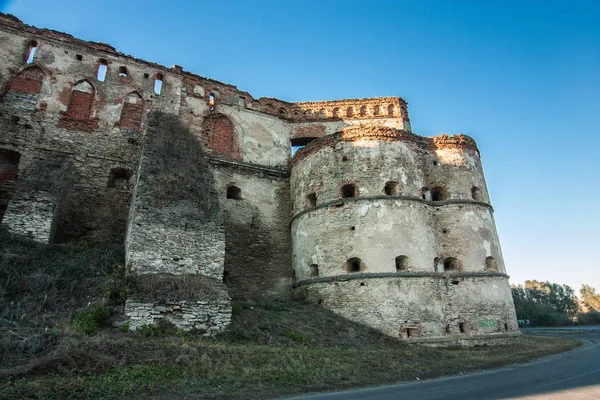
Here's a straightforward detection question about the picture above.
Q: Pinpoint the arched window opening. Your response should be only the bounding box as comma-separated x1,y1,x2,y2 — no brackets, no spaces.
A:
120,92,144,131
421,187,431,201
359,105,367,116
118,66,128,77
66,80,95,120
318,108,327,118
373,105,380,115
306,192,316,207
459,322,466,333
443,257,459,272
279,107,287,116
26,40,37,64
108,168,132,190
332,107,340,118
395,255,410,271
97,59,107,81
347,257,362,273
153,73,163,95
384,181,399,196
445,324,451,334
341,183,356,198
346,107,354,117
485,256,497,271
310,264,319,277
209,93,216,111
387,104,395,116
431,186,446,201
471,186,482,201
304,109,314,117
226,185,242,200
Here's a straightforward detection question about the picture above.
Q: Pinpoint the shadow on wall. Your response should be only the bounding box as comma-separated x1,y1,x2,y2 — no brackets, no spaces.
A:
142,111,221,221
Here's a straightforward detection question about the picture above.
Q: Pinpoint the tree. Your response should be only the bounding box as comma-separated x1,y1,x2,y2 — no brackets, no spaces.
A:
511,281,578,326
580,284,600,311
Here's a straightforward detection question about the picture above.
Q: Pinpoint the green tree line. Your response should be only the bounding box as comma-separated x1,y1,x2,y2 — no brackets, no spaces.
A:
511,281,600,327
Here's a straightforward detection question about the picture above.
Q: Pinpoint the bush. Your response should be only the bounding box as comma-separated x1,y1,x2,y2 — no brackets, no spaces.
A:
285,329,309,345
139,319,177,338
73,306,109,335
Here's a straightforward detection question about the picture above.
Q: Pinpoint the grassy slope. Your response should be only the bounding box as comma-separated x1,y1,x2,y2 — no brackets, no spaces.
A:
0,230,581,399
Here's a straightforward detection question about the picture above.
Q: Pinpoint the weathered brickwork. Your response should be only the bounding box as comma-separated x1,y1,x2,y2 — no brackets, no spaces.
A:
0,14,518,343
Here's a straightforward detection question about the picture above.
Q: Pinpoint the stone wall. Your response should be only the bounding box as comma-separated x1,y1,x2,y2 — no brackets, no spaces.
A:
125,299,232,335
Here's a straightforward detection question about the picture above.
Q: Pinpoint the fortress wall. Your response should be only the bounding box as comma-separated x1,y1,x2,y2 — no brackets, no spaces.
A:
290,138,425,211
292,202,438,280
125,112,225,279
442,276,519,334
296,275,518,340
423,147,490,202
211,164,293,299
434,204,506,274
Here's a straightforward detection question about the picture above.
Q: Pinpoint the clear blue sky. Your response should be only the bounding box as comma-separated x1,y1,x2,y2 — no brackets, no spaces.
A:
3,0,599,293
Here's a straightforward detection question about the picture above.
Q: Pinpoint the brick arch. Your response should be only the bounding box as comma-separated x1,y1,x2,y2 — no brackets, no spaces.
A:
66,80,95,120
7,65,44,95
200,113,239,160
3,66,44,111
120,91,144,131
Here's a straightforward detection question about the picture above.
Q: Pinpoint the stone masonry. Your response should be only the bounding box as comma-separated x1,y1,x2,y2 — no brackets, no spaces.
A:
0,14,519,344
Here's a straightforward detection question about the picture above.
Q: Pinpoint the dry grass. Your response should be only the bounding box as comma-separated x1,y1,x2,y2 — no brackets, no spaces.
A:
0,301,580,400
0,230,582,399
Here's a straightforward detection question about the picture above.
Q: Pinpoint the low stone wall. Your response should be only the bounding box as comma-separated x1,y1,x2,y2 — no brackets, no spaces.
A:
2,190,56,242
124,299,232,335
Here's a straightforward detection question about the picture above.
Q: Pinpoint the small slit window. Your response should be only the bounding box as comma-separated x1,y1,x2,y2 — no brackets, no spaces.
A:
97,60,107,81
443,257,459,272
485,256,497,271
310,264,319,277
459,322,466,333
306,192,317,207
153,73,163,94
118,66,128,77
384,181,399,196
347,257,362,273
26,41,37,64
341,183,357,198
209,93,215,111
471,186,482,201
226,185,242,200
395,255,410,271
76,54,83,61
431,186,446,201
108,168,132,190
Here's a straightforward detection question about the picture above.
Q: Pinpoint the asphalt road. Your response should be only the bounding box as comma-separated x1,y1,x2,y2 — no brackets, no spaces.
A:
286,327,600,400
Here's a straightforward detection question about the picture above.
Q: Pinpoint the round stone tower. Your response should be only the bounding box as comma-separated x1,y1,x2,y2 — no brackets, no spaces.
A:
290,124,519,345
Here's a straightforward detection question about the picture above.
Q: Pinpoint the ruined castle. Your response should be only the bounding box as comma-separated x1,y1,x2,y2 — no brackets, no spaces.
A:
0,14,520,345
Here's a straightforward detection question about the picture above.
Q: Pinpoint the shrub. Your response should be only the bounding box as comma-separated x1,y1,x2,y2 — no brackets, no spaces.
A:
73,306,109,335
285,329,309,345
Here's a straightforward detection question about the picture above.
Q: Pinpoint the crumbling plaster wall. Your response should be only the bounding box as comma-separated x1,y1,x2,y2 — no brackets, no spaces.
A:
296,275,519,341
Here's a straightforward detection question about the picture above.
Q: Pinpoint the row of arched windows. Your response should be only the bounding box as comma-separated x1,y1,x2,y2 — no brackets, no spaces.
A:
306,256,498,277
266,103,408,120
4,64,146,131
21,39,164,94
304,182,484,209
